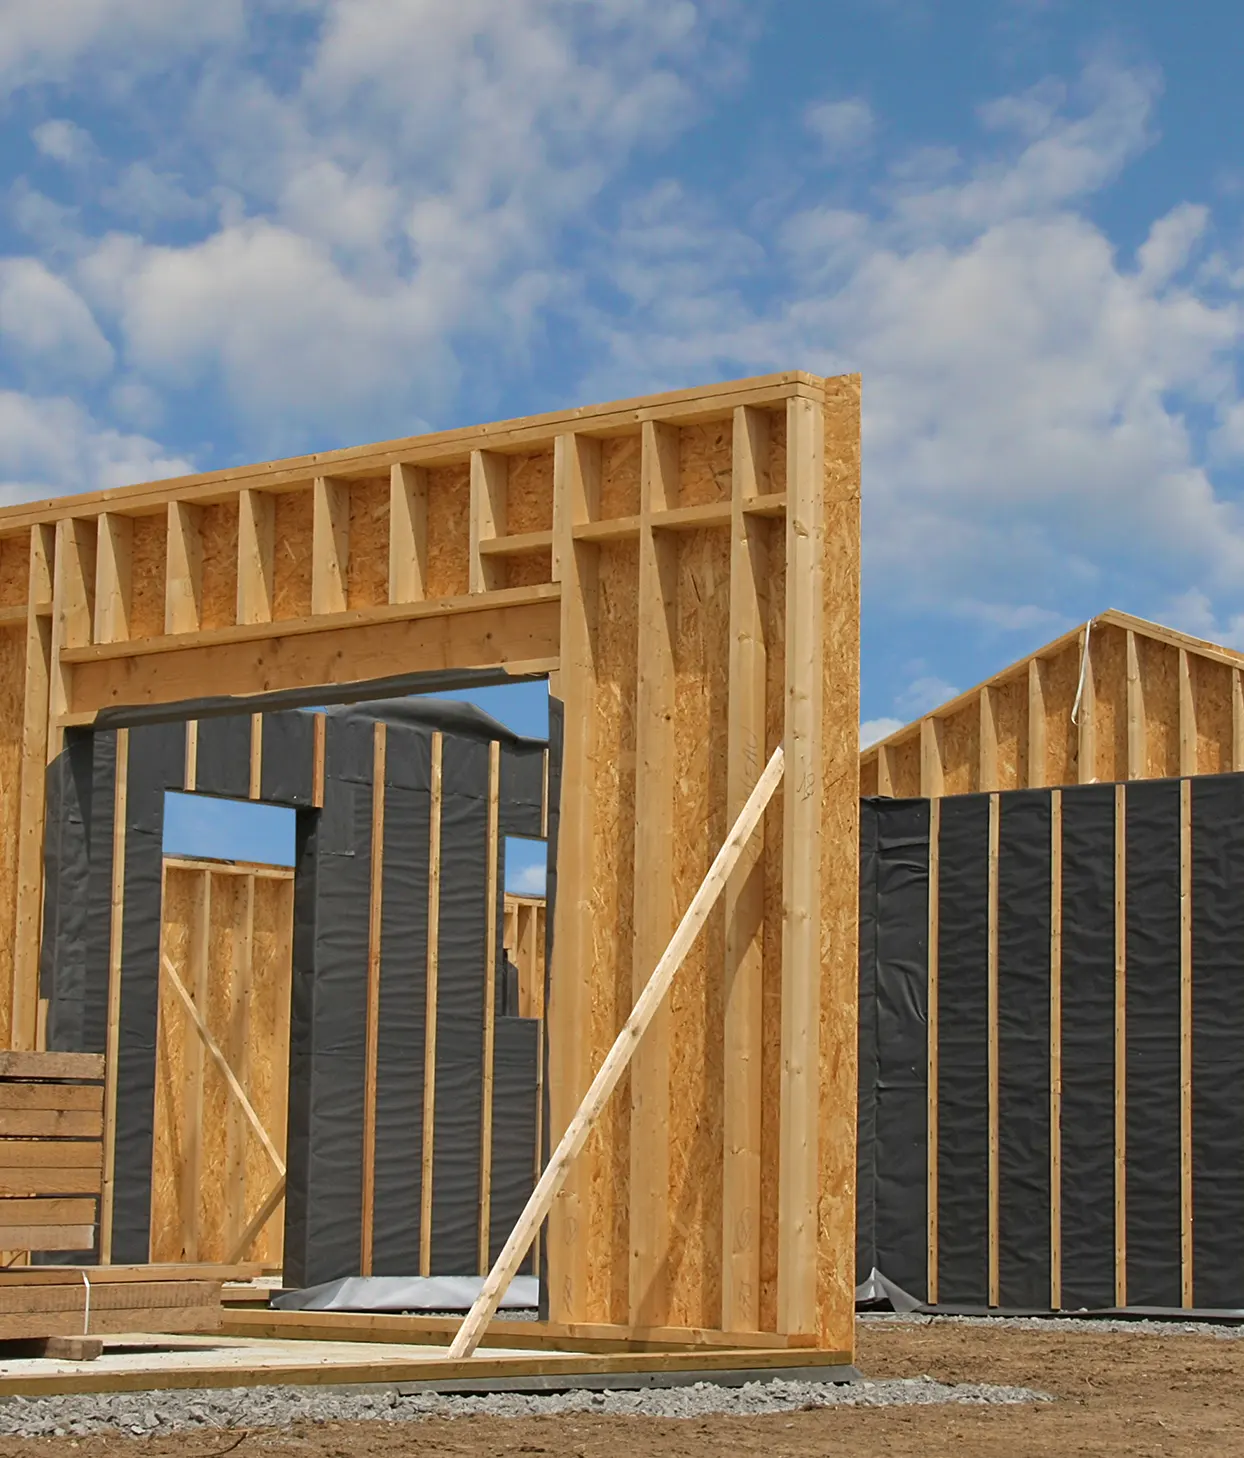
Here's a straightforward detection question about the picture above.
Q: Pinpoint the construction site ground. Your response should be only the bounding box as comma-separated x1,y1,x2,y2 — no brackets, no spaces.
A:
0,1314,1238,1455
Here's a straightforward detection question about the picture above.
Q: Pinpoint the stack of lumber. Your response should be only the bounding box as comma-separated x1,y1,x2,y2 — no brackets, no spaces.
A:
0,1051,104,1253
0,1265,225,1341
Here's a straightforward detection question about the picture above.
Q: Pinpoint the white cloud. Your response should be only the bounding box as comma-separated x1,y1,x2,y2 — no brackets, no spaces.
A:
0,0,244,93
0,390,190,501
805,98,874,159
574,61,1244,636
31,118,95,167
0,259,114,378
860,716,904,747
510,860,547,896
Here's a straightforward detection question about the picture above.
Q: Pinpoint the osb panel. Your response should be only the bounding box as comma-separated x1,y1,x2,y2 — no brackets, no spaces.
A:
151,868,193,1262
859,759,879,796
678,422,731,508
0,628,26,1045
1137,635,1179,779
199,503,238,632
586,540,637,1323
599,436,641,520
665,527,730,1328
0,533,28,607
818,374,862,1351
759,515,786,1334
348,478,390,610
201,872,245,1261
425,465,470,599
1193,656,1233,775
129,514,167,640
507,452,555,534
1091,625,1127,784
889,738,921,799
1042,645,1081,787
504,549,555,590
993,679,1024,791
768,410,787,495
247,875,294,1266
941,701,980,796
273,492,313,621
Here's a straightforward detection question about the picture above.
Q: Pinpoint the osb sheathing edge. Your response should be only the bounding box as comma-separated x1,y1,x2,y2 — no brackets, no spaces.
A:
0,625,27,1046
818,373,861,1353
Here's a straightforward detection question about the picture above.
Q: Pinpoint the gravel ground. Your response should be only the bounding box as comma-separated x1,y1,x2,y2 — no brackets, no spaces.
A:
0,1375,1048,1438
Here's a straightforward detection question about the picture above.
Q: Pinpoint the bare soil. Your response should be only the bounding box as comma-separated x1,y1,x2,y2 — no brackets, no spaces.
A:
2,1318,1242,1457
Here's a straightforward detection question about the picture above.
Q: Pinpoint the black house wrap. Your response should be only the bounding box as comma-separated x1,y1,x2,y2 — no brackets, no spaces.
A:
857,775,1244,1314
40,691,558,1289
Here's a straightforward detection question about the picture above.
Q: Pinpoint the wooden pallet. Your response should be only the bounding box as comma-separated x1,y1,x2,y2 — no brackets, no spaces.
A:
0,1052,104,1252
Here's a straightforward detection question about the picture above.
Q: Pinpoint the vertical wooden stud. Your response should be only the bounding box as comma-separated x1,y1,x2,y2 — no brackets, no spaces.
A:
249,715,263,800
926,798,941,1306
1049,790,1063,1310
1126,630,1145,780
184,721,199,793
470,450,507,594
226,877,256,1254
1076,628,1096,784
540,748,550,839
1233,669,1244,774
778,392,825,1337
389,464,428,604
165,501,203,634
94,513,133,644
546,432,600,1323
48,517,96,759
312,477,349,615
1027,657,1046,789
979,686,998,792
876,743,894,797
1180,776,1193,1308
987,792,1000,1307
312,713,326,808
420,731,443,1277
13,526,53,1049
99,727,128,1264
919,717,944,799
360,722,386,1276
629,417,679,1327
1114,783,1127,1308
237,489,275,626
722,404,769,1332
1178,649,1197,777
184,869,212,1262
478,739,501,1273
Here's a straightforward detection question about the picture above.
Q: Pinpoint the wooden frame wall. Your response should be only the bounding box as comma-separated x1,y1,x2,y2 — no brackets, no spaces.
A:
862,611,1244,799
7,372,860,1353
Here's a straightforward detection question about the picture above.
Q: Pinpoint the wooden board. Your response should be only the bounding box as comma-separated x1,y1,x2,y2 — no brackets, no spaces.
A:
152,863,294,1266
862,611,1244,796
8,371,859,1357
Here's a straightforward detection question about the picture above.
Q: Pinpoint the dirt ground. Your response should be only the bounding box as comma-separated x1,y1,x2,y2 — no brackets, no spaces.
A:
2,1319,1242,1458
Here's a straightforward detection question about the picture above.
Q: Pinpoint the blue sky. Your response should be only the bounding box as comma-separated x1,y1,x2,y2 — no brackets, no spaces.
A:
5,1,1244,757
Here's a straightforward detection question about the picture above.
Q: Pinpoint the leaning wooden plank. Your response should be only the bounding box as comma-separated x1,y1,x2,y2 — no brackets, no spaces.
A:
160,956,286,1178
0,1054,103,1082
448,743,786,1360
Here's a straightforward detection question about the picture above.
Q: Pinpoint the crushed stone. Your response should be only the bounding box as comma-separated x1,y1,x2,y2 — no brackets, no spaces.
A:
0,1376,1049,1437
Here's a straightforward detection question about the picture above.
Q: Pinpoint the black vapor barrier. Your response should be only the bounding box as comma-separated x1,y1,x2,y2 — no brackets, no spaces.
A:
857,775,1244,1315
40,695,558,1292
